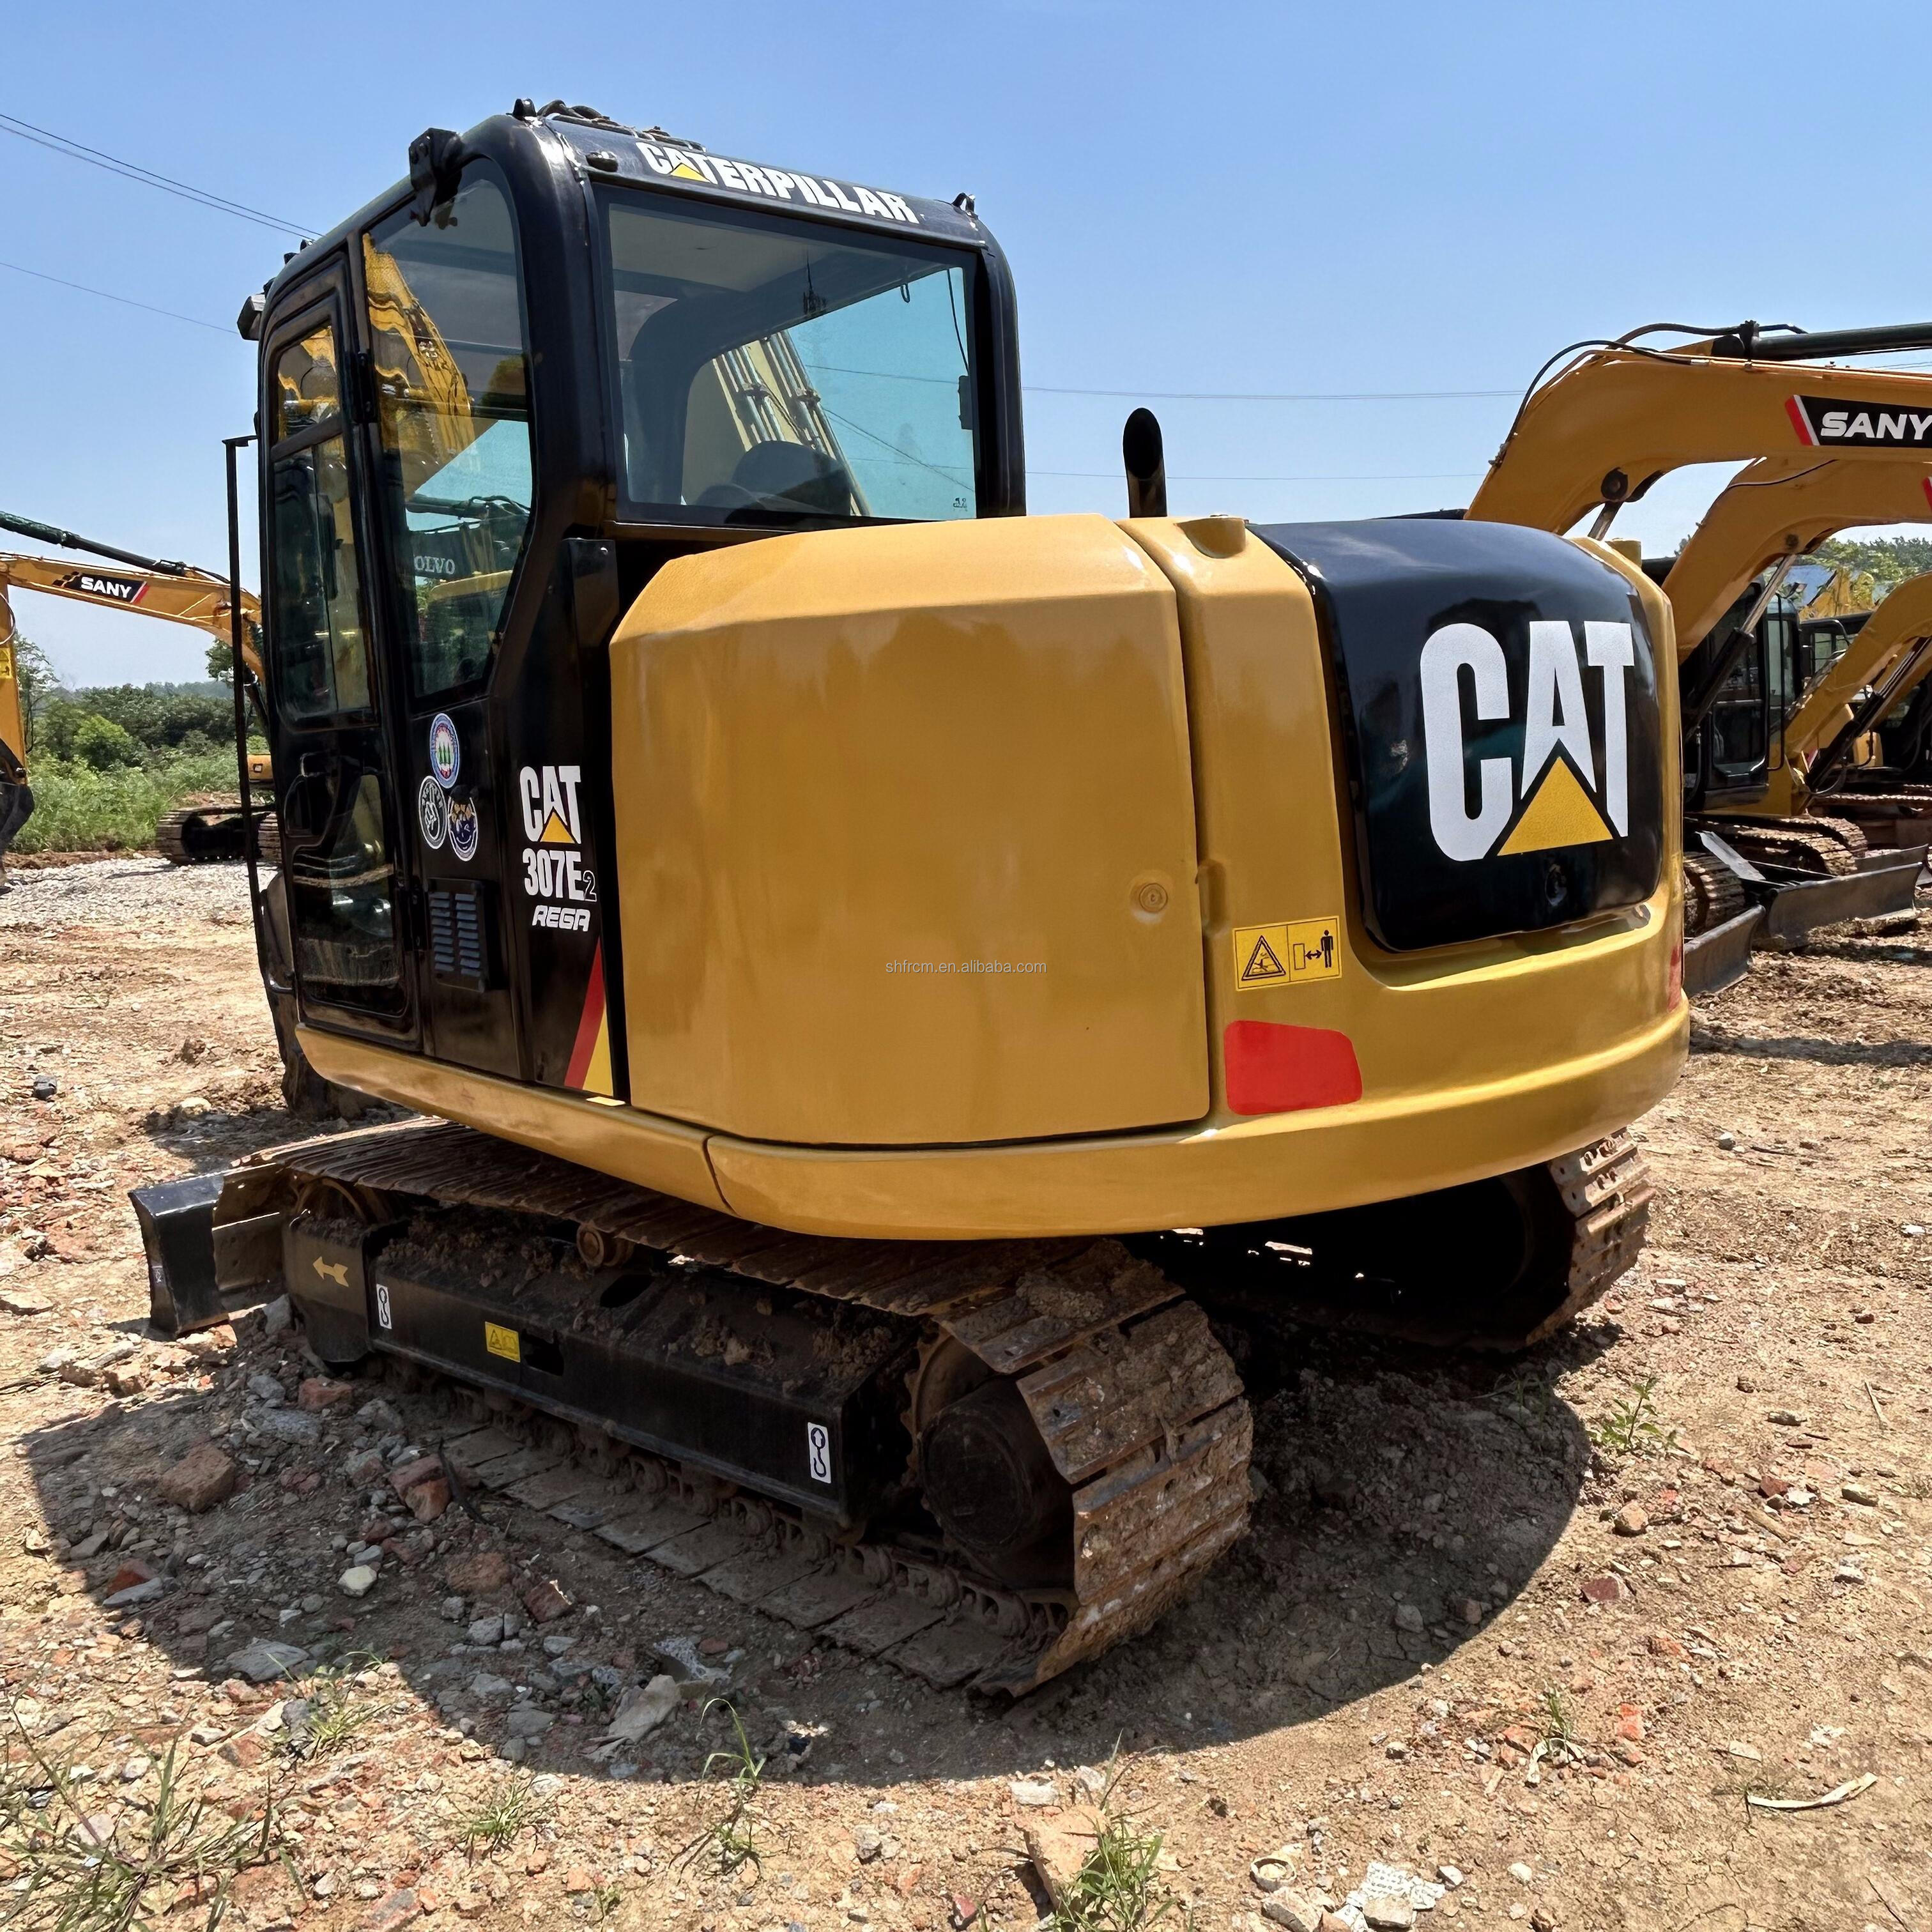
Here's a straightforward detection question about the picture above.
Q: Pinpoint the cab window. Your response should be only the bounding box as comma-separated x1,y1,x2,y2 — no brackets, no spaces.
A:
364,164,535,702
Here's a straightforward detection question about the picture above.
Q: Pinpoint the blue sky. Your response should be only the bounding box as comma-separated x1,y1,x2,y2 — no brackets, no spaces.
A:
6,0,1929,686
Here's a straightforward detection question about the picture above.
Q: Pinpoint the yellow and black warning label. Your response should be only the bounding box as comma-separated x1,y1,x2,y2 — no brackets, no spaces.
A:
484,1322,521,1363
1234,918,1343,989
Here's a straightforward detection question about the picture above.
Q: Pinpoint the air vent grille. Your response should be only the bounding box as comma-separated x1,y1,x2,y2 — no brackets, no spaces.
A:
427,884,491,990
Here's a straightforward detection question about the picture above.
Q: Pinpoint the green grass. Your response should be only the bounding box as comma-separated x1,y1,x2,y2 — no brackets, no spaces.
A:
0,1726,294,1932
677,1699,764,1881
12,749,246,855
1049,1758,1181,1932
453,1772,552,1860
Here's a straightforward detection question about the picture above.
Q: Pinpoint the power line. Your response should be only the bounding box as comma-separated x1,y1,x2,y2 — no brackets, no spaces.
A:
1029,468,1483,484
0,112,318,238
0,258,229,334
1027,384,1515,402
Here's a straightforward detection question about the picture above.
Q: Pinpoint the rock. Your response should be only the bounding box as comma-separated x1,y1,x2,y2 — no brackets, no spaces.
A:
447,1549,510,1593
298,1376,355,1412
855,1825,885,1863
505,1706,554,1740
468,1614,506,1647
261,1296,293,1337
1715,1130,1735,1150
355,1396,403,1431
469,1673,514,1699
1361,1899,1416,1931
247,1372,286,1406
364,1889,419,1932
1009,1778,1057,1807
605,1675,680,1742
1393,1602,1425,1633
103,1578,165,1609
1835,1561,1867,1584
156,1444,238,1514
406,1478,452,1524
0,1289,50,1315
522,1578,571,1624
1023,1813,1100,1908
339,1565,378,1598
387,1453,443,1498
1263,1894,1323,1932
1647,1632,1685,1659
1437,1866,1464,1889
542,1634,573,1658
1843,1481,1880,1506
254,1409,321,1445
562,1868,597,1896
1508,1863,1535,1884
104,1363,150,1397
343,1448,387,1486
1579,1573,1628,1605
1613,1503,1648,1537
31,1076,57,1101
36,1347,77,1376
1766,1409,1806,1427
180,1324,236,1361
226,1641,308,1684
1455,1598,1484,1627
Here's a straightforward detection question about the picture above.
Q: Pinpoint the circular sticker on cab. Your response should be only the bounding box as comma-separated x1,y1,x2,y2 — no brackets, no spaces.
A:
429,712,460,789
447,792,480,864
417,775,448,851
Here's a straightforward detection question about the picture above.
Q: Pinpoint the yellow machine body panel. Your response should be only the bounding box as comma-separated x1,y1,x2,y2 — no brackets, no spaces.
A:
308,514,1686,1239
0,605,24,776
607,514,1210,1146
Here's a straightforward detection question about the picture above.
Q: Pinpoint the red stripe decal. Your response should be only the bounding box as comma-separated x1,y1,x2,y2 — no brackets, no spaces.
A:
1921,476,1932,512
1785,395,1816,445
565,942,606,1089
1223,1020,1363,1117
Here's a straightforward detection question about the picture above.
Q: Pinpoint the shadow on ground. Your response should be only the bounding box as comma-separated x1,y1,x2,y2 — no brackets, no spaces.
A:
21,1296,1602,1791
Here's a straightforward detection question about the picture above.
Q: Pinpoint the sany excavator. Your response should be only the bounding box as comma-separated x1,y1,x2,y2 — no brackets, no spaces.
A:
135,102,1685,1692
1466,324,1932,985
0,512,276,865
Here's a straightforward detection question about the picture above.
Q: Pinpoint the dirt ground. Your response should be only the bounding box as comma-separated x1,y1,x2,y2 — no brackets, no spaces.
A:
1,857,1930,1932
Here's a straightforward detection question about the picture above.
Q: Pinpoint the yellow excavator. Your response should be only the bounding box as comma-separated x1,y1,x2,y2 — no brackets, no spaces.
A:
135,102,1685,1692
1466,325,1932,983
0,512,275,865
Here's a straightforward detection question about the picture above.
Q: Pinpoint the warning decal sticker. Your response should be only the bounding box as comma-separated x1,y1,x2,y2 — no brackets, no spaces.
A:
484,1322,521,1363
1234,919,1343,990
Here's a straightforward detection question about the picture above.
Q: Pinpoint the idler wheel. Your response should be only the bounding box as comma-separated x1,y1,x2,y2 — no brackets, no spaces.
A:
919,1376,1072,1590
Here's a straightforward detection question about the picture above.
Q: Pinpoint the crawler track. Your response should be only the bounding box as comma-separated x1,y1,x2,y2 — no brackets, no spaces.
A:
233,1121,1252,1694
1701,815,1867,879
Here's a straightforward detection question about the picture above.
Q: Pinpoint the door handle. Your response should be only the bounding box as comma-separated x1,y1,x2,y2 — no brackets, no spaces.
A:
298,752,326,779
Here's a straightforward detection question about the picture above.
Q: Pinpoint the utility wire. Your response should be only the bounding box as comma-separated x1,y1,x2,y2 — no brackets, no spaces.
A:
0,112,318,238
1027,385,1514,402
1030,468,1483,483
0,258,229,333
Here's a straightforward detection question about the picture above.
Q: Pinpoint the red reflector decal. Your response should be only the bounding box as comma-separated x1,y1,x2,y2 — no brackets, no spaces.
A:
1223,1020,1363,1117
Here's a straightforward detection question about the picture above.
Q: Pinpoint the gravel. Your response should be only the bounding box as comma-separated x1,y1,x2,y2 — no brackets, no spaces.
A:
0,857,251,929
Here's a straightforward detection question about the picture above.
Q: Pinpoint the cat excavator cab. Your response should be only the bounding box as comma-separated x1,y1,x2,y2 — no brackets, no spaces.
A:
0,512,277,865
134,102,1684,1692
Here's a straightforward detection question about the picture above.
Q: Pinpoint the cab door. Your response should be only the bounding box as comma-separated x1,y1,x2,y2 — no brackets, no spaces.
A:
261,286,418,1047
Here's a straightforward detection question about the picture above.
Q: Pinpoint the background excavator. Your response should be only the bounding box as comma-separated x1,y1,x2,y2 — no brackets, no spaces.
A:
1465,326,1932,986
134,102,1685,1692
0,511,277,865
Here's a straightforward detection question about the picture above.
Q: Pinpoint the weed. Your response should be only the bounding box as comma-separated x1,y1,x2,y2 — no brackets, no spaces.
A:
1589,1375,1680,1459
677,1699,763,1880
1491,1366,1560,1428
0,1719,293,1932
1048,1752,1183,1932
455,1772,552,1860
284,1655,397,1761
1904,1471,1932,1501
590,1877,624,1922
12,749,244,855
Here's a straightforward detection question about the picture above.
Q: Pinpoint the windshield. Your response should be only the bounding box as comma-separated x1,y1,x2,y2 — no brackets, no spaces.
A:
364,163,534,700
602,192,982,526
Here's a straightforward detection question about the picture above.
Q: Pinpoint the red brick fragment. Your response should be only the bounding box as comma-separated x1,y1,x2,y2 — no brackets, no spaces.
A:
155,1443,238,1513
298,1376,356,1412
522,1578,571,1624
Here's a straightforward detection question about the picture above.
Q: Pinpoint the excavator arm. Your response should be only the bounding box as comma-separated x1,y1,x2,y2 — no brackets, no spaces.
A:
1466,338,1932,539
1787,572,1932,775
0,551,263,684
1660,453,1932,661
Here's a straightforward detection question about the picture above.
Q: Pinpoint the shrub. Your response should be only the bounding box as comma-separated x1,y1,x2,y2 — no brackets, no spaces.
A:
72,713,143,771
